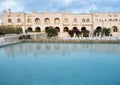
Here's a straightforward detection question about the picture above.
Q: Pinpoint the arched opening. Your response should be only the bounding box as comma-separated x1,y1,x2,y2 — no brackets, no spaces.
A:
86,18,90,22
17,18,21,23
96,26,102,32
44,18,50,24
81,27,89,37
82,18,85,22
45,27,49,33
73,27,78,30
81,27,86,31
73,18,77,23
27,19,31,23
55,27,60,32
8,18,12,23
114,19,118,21
109,19,112,22
94,26,102,37
35,27,41,32
27,27,33,32
54,18,60,24
35,18,40,23
63,27,69,32
112,26,118,32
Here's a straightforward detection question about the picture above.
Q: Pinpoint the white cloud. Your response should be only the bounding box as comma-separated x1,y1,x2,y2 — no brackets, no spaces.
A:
0,0,25,12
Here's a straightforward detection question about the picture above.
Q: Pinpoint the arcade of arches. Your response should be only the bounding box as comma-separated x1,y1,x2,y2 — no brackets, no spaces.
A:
45,27,60,33
27,26,119,33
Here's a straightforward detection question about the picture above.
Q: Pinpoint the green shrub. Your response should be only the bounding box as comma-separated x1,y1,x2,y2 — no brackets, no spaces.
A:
19,35,31,40
15,27,22,34
0,25,22,35
46,27,58,38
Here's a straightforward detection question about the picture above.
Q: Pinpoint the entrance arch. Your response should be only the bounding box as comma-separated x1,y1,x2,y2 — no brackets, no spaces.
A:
63,27,69,32
96,26,102,30
35,27,41,32
96,26,102,32
81,27,86,31
55,27,60,32
112,26,118,32
27,27,33,32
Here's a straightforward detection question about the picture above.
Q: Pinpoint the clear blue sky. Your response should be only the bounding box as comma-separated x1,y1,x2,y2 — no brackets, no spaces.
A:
0,0,120,13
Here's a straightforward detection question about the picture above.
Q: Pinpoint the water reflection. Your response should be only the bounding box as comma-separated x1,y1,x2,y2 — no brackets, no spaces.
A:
2,42,120,58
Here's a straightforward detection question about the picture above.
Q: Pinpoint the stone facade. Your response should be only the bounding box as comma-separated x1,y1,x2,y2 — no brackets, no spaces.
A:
1,9,120,37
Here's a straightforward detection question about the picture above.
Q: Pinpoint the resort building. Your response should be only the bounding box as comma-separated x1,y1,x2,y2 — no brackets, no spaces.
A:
1,9,120,37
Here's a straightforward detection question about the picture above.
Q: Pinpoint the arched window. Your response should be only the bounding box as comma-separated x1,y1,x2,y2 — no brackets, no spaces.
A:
17,18,21,23
112,26,118,32
8,18,12,23
86,18,90,22
82,18,85,22
27,19,31,23
64,18,68,23
114,19,118,21
35,18,40,23
109,19,112,22
99,19,101,22
73,18,77,23
44,18,50,24
54,18,60,24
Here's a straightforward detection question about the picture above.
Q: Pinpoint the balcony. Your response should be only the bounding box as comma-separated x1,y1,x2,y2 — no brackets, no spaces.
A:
34,22,40,25
14,23,23,26
81,22,93,26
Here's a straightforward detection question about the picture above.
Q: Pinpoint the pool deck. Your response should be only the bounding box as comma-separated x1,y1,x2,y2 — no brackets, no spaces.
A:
0,35,23,47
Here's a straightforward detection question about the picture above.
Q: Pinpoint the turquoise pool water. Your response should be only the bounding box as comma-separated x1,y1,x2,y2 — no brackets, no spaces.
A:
0,43,120,85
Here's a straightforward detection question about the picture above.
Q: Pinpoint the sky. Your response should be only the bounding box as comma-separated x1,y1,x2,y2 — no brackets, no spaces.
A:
0,0,120,17
0,0,120,13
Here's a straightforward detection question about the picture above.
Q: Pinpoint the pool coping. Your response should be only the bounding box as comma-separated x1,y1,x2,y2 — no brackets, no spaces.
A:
23,39,120,43
0,39,120,48
0,40,23,48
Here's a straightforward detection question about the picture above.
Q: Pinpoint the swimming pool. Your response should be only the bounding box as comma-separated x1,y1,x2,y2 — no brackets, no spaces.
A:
0,42,120,85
